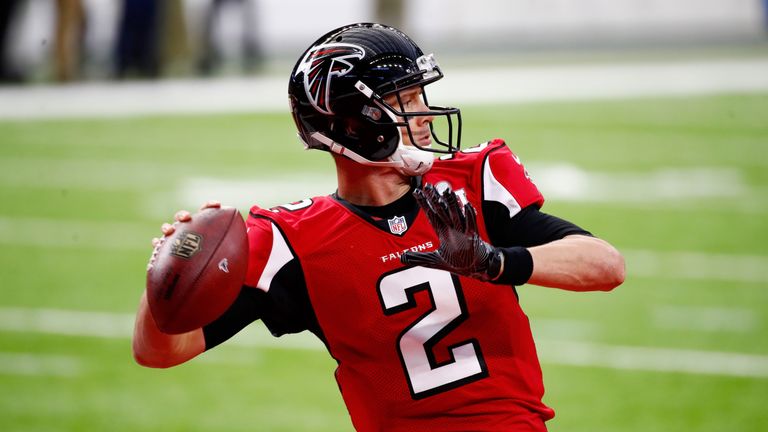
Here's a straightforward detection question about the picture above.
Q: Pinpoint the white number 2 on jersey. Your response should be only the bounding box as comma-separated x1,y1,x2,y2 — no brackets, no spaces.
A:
378,267,488,399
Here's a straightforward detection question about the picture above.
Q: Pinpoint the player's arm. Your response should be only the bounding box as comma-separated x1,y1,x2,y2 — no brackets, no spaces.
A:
402,185,624,292
133,291,206,368
487,204,624,291
526,234,624,291
132,204,215,368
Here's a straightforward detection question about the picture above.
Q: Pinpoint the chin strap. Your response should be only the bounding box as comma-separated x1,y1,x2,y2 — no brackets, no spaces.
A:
394,145,434,176
310,132,434,176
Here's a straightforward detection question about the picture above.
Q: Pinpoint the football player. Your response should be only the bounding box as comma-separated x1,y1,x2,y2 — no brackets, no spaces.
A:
134,23,625,431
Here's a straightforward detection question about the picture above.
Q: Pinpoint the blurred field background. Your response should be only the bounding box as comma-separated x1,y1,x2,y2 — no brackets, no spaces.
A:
1,1,768,431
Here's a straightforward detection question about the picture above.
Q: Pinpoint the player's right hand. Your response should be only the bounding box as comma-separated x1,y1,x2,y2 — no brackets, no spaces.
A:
147,200,221,270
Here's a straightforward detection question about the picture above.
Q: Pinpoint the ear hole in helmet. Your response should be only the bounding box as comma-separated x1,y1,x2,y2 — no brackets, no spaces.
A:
337,117,399,161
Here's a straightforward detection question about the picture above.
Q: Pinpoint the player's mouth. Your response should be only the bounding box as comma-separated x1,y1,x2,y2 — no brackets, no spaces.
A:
412,131,432,147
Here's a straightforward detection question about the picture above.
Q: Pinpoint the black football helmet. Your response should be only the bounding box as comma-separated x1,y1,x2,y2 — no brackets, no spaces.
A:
288,23,461,175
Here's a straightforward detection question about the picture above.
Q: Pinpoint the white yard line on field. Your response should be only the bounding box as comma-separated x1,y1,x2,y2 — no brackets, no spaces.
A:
0,217,150,251
177,165,753,213
0,157,756,202
0,307,766,378
1,58,767,119
623,249,768,284
652,305,758,333
0,157,188,191
528,165,752,202
0,307,136,338
0,352,82,377
536,340,768,378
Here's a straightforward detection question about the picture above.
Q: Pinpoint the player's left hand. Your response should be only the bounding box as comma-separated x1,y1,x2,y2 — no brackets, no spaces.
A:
147,200,221,271
401,184,503,281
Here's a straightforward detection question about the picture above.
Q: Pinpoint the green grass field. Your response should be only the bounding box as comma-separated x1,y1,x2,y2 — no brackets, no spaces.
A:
1,92,767,431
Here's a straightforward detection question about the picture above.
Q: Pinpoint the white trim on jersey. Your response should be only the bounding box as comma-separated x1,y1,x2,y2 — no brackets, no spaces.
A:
256,222,295,292
482,156,522,218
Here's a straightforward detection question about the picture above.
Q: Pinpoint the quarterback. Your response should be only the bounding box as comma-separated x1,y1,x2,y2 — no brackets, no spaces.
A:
134,23,625,431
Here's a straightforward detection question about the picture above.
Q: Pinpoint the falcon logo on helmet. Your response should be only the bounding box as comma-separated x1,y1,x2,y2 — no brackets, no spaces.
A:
297,43,366,115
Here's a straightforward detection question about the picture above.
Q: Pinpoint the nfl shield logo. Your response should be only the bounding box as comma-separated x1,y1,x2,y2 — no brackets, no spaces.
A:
170,231,203,259
387,216,408,235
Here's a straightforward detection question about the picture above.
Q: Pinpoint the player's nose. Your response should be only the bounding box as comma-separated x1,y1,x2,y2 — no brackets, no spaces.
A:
414,100,434,126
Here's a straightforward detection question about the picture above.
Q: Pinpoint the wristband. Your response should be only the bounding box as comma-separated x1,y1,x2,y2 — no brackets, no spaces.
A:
493,246,533,286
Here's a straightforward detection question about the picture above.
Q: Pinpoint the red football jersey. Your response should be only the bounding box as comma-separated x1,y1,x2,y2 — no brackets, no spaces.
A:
245,139,553,431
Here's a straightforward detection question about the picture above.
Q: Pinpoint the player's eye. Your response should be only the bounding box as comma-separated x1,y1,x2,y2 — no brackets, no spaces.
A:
401,92,420,109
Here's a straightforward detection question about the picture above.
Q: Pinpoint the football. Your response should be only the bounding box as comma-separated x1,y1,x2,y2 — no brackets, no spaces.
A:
146,207,248,334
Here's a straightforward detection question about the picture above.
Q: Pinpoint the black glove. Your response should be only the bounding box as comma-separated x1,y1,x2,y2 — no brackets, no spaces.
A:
401,183,503,281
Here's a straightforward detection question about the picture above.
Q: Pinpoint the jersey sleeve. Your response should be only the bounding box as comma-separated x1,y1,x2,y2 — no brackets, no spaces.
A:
243,207,326,340
481,139,544,218
244,209,293,292
478,140,591,249
201,211,294,349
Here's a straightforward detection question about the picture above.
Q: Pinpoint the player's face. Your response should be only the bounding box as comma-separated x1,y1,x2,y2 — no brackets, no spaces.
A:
384,87,434,148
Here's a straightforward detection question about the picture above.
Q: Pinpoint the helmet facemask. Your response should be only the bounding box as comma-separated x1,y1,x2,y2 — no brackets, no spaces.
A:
356,53,462,157
346,54,461,175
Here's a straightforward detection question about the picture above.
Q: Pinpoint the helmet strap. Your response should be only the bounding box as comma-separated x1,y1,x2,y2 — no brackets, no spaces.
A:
310,132,433,176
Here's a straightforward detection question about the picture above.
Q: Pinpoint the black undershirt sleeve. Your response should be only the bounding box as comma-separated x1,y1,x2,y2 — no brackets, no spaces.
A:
202,286,265,350
481,202,593,286
202,257,325,351
482,201,593,248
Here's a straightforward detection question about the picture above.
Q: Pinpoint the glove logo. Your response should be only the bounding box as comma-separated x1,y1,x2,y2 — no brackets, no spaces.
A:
387,215,408,235
297,43,365,115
